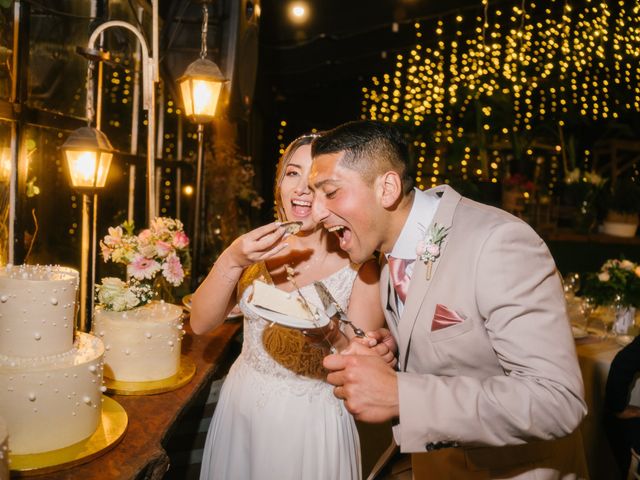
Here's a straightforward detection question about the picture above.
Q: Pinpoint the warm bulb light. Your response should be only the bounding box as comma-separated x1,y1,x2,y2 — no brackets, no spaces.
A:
0,148,10,182
288,2,310,24
66,150,112,189
62,126,114,191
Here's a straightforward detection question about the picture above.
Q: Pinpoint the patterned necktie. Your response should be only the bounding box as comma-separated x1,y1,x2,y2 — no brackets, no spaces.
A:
388,257,412,303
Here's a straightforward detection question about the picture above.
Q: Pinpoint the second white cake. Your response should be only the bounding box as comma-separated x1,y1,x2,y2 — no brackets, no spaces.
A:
93,301,184,382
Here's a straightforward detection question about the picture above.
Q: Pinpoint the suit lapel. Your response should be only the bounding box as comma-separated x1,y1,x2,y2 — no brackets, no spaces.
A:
397,185,461,369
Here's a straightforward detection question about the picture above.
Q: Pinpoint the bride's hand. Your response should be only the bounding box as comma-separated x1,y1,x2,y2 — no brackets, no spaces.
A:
347,329,397,368
226,222,290,268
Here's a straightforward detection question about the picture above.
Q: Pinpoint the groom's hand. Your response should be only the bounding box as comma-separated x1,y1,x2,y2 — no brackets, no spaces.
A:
324,347,399,423
345,332,397,368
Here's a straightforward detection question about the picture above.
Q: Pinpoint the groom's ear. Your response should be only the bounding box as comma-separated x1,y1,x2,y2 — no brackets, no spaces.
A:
377,171,403,208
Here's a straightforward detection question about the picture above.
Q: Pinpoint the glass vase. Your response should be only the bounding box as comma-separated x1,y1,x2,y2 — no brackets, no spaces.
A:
613,305,635,335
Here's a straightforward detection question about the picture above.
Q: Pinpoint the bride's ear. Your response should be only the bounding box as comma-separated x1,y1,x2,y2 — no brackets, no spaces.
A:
377,171,403,208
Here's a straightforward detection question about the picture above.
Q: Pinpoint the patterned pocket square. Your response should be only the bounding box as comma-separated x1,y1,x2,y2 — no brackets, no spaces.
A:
431,304,464,331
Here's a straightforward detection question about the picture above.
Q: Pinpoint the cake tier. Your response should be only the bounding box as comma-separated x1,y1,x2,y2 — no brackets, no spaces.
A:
0,417,8,480
93,301,184,382
0,265,78,358
0,332,104,455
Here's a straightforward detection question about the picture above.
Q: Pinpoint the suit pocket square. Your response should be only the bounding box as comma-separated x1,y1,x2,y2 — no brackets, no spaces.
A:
431,304,464,331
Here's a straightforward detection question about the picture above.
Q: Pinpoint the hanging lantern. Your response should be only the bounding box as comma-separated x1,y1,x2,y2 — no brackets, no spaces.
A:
178,58,227,124
62,126,113,190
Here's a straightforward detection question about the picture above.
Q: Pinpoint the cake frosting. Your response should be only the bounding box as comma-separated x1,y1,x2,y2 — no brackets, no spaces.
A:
250,279,316,320
0,417,8,480
0,264,78,357
93,301,184,382
0,265,105,455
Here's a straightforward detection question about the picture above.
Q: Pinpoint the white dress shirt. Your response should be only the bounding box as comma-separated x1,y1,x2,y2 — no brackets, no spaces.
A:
386,187,440,313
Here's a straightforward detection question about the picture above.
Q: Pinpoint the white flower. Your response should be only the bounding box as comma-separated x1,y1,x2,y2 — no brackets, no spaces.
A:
598,272,610,282
621,260,635,271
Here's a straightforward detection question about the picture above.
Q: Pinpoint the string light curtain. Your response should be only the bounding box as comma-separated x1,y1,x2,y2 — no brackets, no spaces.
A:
361,0,640,191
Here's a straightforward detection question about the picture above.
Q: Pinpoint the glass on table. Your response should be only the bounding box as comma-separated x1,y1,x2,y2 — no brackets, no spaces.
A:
562,272,581,300
598,305,617,339
577,297,595,330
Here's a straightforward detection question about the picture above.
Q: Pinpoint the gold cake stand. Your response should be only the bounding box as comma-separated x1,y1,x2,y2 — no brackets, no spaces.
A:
104,355,196,395
10,396,128,476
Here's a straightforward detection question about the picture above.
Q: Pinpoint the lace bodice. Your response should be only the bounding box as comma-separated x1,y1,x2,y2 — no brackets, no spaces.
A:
232,262,358,403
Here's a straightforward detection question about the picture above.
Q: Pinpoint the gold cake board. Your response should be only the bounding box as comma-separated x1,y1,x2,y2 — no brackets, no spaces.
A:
10,396,128,476
104,355,196,395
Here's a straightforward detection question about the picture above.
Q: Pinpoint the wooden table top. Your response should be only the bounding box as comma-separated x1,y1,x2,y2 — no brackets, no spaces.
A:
29,319,241,480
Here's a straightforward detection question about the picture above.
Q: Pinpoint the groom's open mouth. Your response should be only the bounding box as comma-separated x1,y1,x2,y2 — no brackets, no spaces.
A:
327,225,352,249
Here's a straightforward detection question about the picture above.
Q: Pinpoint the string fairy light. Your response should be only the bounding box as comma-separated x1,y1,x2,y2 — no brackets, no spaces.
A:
361,0,640,192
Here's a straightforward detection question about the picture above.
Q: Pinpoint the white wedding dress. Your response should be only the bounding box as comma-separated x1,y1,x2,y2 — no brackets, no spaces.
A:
199,263,362,480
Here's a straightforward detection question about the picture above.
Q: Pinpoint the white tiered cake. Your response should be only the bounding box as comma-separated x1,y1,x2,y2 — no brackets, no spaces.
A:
93,301,184,382
0,265,105,455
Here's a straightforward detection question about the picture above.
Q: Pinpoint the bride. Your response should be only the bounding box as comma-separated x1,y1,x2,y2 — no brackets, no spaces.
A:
191,134,387,480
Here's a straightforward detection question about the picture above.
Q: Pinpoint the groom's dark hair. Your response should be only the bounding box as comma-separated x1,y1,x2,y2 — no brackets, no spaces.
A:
311,120,414,195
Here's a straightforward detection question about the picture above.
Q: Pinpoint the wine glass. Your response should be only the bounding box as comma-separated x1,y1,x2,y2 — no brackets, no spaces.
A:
578,297,595,331
600,304,617,340
563,272,581,300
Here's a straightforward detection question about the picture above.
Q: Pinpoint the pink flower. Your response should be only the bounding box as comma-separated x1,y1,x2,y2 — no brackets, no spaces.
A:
598,272,610,282
128,254,161,280
426,244,440,257
103,226,123,247
415,240,426,256
155,240,173,258
137,229,152,246
162,254,184,286
172,231,189,249
100,242,112,261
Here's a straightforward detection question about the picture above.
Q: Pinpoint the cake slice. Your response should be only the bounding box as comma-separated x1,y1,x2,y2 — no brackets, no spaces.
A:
250,280,316,320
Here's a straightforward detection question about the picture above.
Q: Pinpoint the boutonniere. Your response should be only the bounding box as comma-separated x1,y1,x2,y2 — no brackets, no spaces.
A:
416,223,449,280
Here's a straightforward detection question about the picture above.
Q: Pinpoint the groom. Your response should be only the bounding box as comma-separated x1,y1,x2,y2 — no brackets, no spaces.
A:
309,121,588,479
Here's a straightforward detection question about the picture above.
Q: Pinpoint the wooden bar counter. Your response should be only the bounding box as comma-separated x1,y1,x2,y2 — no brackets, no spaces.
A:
25,319,242,480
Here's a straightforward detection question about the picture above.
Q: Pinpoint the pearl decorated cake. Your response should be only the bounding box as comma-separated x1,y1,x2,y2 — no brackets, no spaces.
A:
93,301,184,382
0,265,105,455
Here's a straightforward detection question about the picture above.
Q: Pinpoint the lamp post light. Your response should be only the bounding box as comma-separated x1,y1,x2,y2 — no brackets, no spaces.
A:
84,19,159,225
178,1,227,290
62,126,114,332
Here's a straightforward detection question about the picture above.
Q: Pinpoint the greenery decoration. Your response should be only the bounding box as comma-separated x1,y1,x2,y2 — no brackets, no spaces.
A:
582,258,640,308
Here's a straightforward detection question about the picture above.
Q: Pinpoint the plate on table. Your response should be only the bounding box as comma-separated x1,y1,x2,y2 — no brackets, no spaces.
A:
182,294,193,311
571,326,588,339
244,301,330,329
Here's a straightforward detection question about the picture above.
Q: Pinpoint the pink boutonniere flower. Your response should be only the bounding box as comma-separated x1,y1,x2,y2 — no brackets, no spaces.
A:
417,223,449,279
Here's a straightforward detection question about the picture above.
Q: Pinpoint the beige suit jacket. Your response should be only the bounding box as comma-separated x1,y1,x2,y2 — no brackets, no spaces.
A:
382,185,589,479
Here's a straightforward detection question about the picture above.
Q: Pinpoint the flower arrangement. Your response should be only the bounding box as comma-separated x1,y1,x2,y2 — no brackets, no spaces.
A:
581,258,640,308
95,277,154,312
96,217,190,311
416,223,449,280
